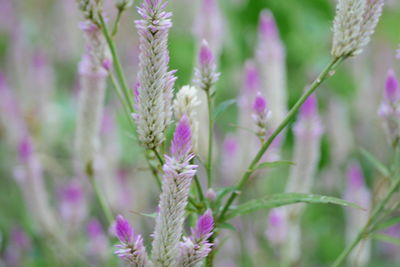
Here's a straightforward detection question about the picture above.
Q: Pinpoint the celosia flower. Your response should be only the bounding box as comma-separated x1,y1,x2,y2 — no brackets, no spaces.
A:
113,215,150,266
252,93,271,142
396,45,400,59
284,94,323,264
86,219,109,261
256,9,287,129
152,116,198,266
173,85,201,151
332,0,385,58
58,180,87,229
4,226,32,266
344,163,371,267
194,40,220,92
134,0,176,149
193,0,224,55
75,21,109,171
178,210,214,266
266,208,288,247
378,69,400,146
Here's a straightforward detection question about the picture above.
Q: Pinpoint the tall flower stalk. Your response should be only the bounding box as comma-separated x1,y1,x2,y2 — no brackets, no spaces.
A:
151,116,198,266
134,0,176,149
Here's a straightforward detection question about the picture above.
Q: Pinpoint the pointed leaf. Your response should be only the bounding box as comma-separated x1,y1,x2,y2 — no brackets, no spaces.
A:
213,99,236,120
373,234,400,246
372,216,400,232
251,161,295,171
360,148,389,177
223,193,362,221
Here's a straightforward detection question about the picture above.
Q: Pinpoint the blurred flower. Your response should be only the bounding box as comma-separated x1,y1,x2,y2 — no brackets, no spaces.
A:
134,0,176,149
332,0,385,58
152,116,198,266
344,163,371,267
266,208,288,248
113,215,150,266
252,93,271,143
3,226,32,267
86,219,109,262
178,210,214,266
193,0,224,56
58,180,87,230
256,9,287,130
194,40,220,92
174,85,201,151
284,94,323,264
378,69,400,147
75,21,109,172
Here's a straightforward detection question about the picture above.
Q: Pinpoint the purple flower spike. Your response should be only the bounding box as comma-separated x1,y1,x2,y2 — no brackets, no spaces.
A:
347,163,365,190
385,69,399,102
253,94,268,115
300,94,318,118
259,9,278,41
199,40,214,66
115,215,134,244
87,219,103,239
397,47,400,59
170,115,192,161
18,137,33,162
193,209,214,240
244,60,260,93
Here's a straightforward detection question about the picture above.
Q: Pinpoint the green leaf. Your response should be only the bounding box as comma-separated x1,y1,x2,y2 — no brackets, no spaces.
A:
373,234,400,246
217,222,237,232
129,211,157,218
213,99,236,120
372,216,400,232
223,193,362,221
251,161,295,171
360,148,390,177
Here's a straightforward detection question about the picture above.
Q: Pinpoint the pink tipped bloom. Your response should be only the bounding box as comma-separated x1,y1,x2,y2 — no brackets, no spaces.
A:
266,208,288,247
300,94,318,118
294,94,323,138
178,210,214,266
58,180,87,229
4,226,32,266
194,40,220,92
113,215,150,266
379,69,400,146
193,209,214,240
152,117,198,266
135,0,176,149
256,9,287,130
347,163,365,190
397,46,400,59
18,136,33,162
243,60,261,93
259,10,279,42
385,69,399,102
115,215,134,244
86,219,109,262
252,93,271,142
170,115,192,162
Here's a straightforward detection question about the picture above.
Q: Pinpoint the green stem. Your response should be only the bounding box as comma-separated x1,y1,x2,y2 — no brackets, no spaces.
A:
111,8,123,37
194,174,206,203
206,91,214,188
86,162,114,224
217,57,343,222
98,14,134,112
332,175,400,267
153,148,165,166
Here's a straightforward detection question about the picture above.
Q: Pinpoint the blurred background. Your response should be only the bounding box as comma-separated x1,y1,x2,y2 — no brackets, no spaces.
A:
1,0,400,266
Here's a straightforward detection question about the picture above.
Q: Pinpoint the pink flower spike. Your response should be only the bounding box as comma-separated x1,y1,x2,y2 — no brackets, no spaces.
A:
259,10,278,41
243,60,260,93
347,163,365,190
223,136,238,155
170,115,192,161
193,209,214,240
253,93,268,114
87,219,103,239
385,69,399,102
114,215,134,244
199,40,214,67
300,94,318,118
18,137,33,162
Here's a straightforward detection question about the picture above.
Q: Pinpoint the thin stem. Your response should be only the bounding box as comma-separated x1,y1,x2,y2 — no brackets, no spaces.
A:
194,174,206,203
153,148,164,165
98,13,134,112
111,8,123,37
206,91,214,188
86,162,114,224
217,57,342,222
332,174,400,267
